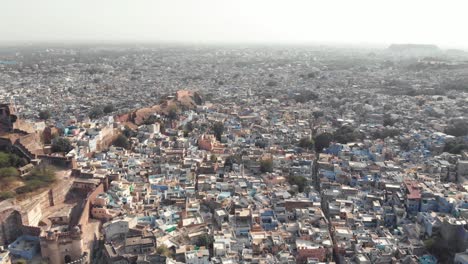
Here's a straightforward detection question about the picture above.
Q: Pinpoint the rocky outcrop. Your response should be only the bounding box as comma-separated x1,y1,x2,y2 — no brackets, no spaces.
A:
116,90,203,126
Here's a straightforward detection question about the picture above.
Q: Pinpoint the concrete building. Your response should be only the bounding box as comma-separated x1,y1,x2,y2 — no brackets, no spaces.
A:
185,248,209,264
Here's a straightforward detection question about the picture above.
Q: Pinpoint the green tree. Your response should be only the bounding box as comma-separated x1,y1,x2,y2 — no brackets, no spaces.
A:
210,155,218,163
266,80,278,87
167,106,179,120
195,234,214,248
183,122,194,137
307,72,317,78
103,104,115,114
0,153,17,168
312,111,324,119
298,137,314,150
0,167,19,178
8,153,26,167
224,155,242,171
260,158,273,173
213,122,224,141
51,137,73,153
333,125,363,144
16,166,57,194
0,152,10,168
383,114,396,127
38,110,51,120
314,133,333,152
26,166,56,183
372,128,400,140
0,152,24,168
0,191,15,201
288,175,308,193
122,126,137,138
89,106,104,119
156,245,172,257
444,138,468,154
113,134,130,149
159,122,166,134
185,122,194,132
143,115,159,125
445,121,468,137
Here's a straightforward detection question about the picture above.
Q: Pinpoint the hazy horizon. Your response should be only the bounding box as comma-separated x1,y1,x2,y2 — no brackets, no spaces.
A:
2,0,468,50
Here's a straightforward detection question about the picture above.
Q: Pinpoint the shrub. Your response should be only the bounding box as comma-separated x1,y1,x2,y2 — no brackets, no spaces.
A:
113,134,130,149
260,158,273,173
0,152,26,168
0,191,15,201
0,167,19,178
16,168,55,194
26,166,56,183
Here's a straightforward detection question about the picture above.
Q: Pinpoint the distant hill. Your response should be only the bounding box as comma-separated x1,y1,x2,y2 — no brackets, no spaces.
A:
387,44,442,57
388,44,441,52
116,90,203,126
446,49,468,57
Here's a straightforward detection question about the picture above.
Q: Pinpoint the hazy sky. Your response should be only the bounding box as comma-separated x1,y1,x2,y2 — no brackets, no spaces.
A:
2,0,468,48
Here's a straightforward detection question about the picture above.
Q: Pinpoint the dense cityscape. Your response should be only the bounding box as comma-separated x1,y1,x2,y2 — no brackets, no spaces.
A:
0,44,467,264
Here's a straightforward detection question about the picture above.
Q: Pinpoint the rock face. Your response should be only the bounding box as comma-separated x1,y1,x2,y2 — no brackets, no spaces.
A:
116,90,203,126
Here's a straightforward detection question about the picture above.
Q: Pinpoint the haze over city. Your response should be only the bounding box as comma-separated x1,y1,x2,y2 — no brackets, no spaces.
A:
2,0,468,49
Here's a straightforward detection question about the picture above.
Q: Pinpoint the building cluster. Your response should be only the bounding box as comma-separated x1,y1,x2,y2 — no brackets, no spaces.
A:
0,46,467,264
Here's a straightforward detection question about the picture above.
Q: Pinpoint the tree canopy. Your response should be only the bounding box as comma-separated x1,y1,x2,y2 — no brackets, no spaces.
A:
0,167,19,178
445,120,468,137
167,105,179,120
298,137,314,150
51,137,73,153
213,122,224,141
224,155,241,171
89,106,104,119
260,158,273,173
444,138,468,154
333,125,363,144
372,128,400,140
103,104,115,114
0,152,26,168
16,166,57,194
383,114,396,127
314,133,333,152
293,90,318,103
288,175,308,193
113,134,131,149
0,191,15,201
195,234,214,248
38,110,51,120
